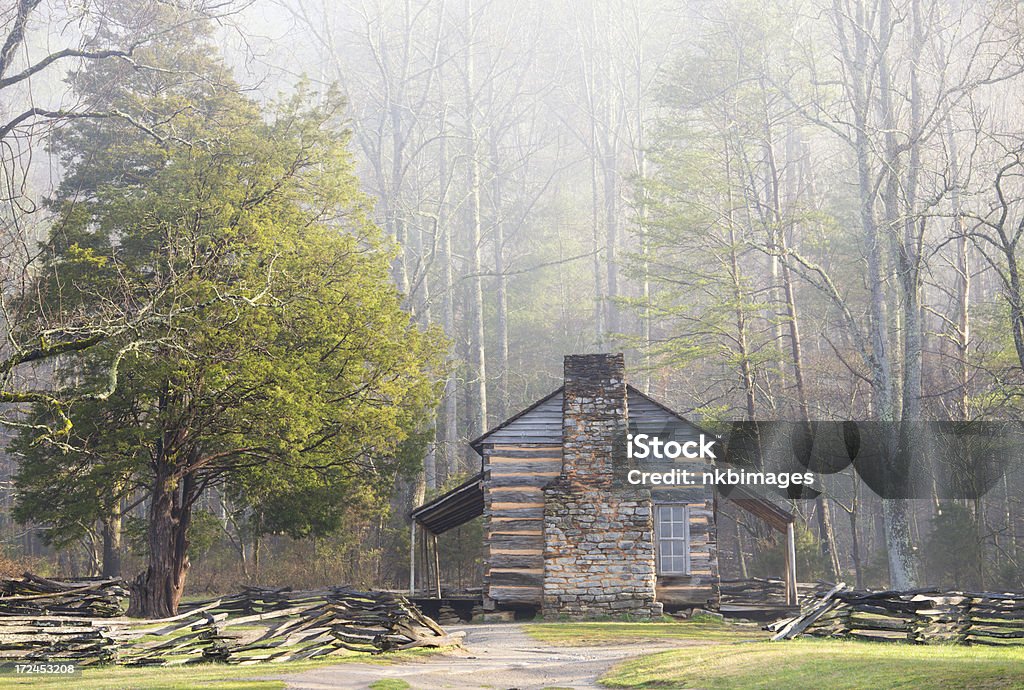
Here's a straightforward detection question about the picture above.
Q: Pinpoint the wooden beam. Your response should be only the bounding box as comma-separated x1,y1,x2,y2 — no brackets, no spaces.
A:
785,522,798,606
409,521,416,596
420,525,429,596
432,532,441,599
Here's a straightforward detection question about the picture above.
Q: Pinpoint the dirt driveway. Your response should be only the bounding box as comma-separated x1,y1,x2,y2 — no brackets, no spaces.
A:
265,622,678,689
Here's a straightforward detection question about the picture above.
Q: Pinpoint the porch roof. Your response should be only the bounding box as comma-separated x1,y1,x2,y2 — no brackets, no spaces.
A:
410,473,484,534
410,472,795,534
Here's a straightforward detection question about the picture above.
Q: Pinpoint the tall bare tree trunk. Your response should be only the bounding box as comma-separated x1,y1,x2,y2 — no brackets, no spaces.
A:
946,117,970,420
439,112,459,482
601,2,620,337
849,483,864,589
464,3,488,435
491,134,510,420
637,120,652,394
590,122,605,349
844,0,915,589
724,138,756,420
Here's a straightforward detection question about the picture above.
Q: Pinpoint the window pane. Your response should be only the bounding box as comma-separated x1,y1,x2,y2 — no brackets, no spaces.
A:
657,509,670,538
655,505,690,575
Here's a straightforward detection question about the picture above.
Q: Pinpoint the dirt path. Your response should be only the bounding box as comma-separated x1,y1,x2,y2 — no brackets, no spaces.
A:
265,623,677,689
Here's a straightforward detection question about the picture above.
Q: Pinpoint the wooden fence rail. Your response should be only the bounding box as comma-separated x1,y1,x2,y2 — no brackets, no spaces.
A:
0,573,128,617
719,578,835,608
769,584,1024,645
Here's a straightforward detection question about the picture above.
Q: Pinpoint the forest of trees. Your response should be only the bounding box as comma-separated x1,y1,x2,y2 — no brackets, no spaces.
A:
2,0,1024,607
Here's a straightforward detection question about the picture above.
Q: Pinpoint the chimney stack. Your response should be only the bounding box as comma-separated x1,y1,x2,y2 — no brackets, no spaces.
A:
560,353,628,484
542,353,661,618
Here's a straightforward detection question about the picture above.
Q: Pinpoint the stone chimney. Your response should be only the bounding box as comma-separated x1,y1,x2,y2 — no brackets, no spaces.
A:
542,353,661,618
560,353,628,485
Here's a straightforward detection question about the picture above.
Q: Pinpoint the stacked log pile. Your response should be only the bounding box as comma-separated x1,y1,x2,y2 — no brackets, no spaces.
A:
0,573,128,617
719,578,834,607
0,585,460,666
0,616,119,663
769,584,1024,645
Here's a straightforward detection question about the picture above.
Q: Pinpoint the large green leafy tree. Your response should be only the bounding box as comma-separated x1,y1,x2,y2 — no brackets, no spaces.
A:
13,6,444,617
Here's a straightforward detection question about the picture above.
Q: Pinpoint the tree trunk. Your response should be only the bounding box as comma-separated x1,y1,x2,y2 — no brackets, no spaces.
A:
101,500,122,579
464,4,488,436
85,528,101,577
129,467,193,618
817,495,841,580
491,135,510,420
438,105,459,481
590,121,605,349
839,0,915,590
724,138,756,420
601,1,620,338
945,116,969,419
848,489,864,589
603,129,619,336
735,518,748,579
633,13,651,394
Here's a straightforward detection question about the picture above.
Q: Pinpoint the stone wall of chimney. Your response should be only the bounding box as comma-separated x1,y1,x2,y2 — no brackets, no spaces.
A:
542,353,662,618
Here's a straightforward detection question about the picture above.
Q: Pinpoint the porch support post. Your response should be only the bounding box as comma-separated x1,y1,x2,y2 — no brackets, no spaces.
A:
785,521,797,606
432,532,442,598
410,520,417,596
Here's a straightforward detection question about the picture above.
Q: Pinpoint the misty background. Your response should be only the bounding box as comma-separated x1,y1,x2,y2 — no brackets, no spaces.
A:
3,0,1024,600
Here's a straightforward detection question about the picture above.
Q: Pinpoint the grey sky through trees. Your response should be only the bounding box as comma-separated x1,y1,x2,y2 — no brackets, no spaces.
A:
5,0,1024,595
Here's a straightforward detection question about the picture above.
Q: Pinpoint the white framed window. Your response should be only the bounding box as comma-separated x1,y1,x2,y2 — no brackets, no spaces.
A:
656,505,691,575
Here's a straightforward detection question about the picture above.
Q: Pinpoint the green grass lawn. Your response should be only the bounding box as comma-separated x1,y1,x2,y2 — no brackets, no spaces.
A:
525,616,766,646
368,680,412,690
601,639,1024,689
0,647,445,690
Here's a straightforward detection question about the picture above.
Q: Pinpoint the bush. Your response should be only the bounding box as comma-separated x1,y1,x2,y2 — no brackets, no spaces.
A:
749,523,831,581
922,502,983,590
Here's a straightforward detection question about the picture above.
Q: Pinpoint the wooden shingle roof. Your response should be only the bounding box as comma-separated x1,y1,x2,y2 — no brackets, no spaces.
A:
468,385,712,453
413,383,795,535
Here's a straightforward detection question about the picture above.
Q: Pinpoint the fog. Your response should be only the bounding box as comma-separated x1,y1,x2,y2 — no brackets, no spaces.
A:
4,0,1024,595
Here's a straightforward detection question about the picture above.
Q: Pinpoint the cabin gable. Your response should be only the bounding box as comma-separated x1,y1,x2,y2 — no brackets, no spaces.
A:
412,354,794,615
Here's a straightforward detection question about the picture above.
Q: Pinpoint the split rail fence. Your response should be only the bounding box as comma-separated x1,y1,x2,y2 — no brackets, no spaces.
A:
770,583,1024,645
0,577,459,666
719,578,835,608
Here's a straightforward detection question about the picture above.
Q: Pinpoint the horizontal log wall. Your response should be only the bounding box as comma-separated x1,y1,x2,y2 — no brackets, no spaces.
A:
483,444,561,606
651,468,719,607
483,449,723,608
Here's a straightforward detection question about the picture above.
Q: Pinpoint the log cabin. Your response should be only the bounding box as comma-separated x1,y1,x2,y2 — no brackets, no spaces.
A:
411,353,796,617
